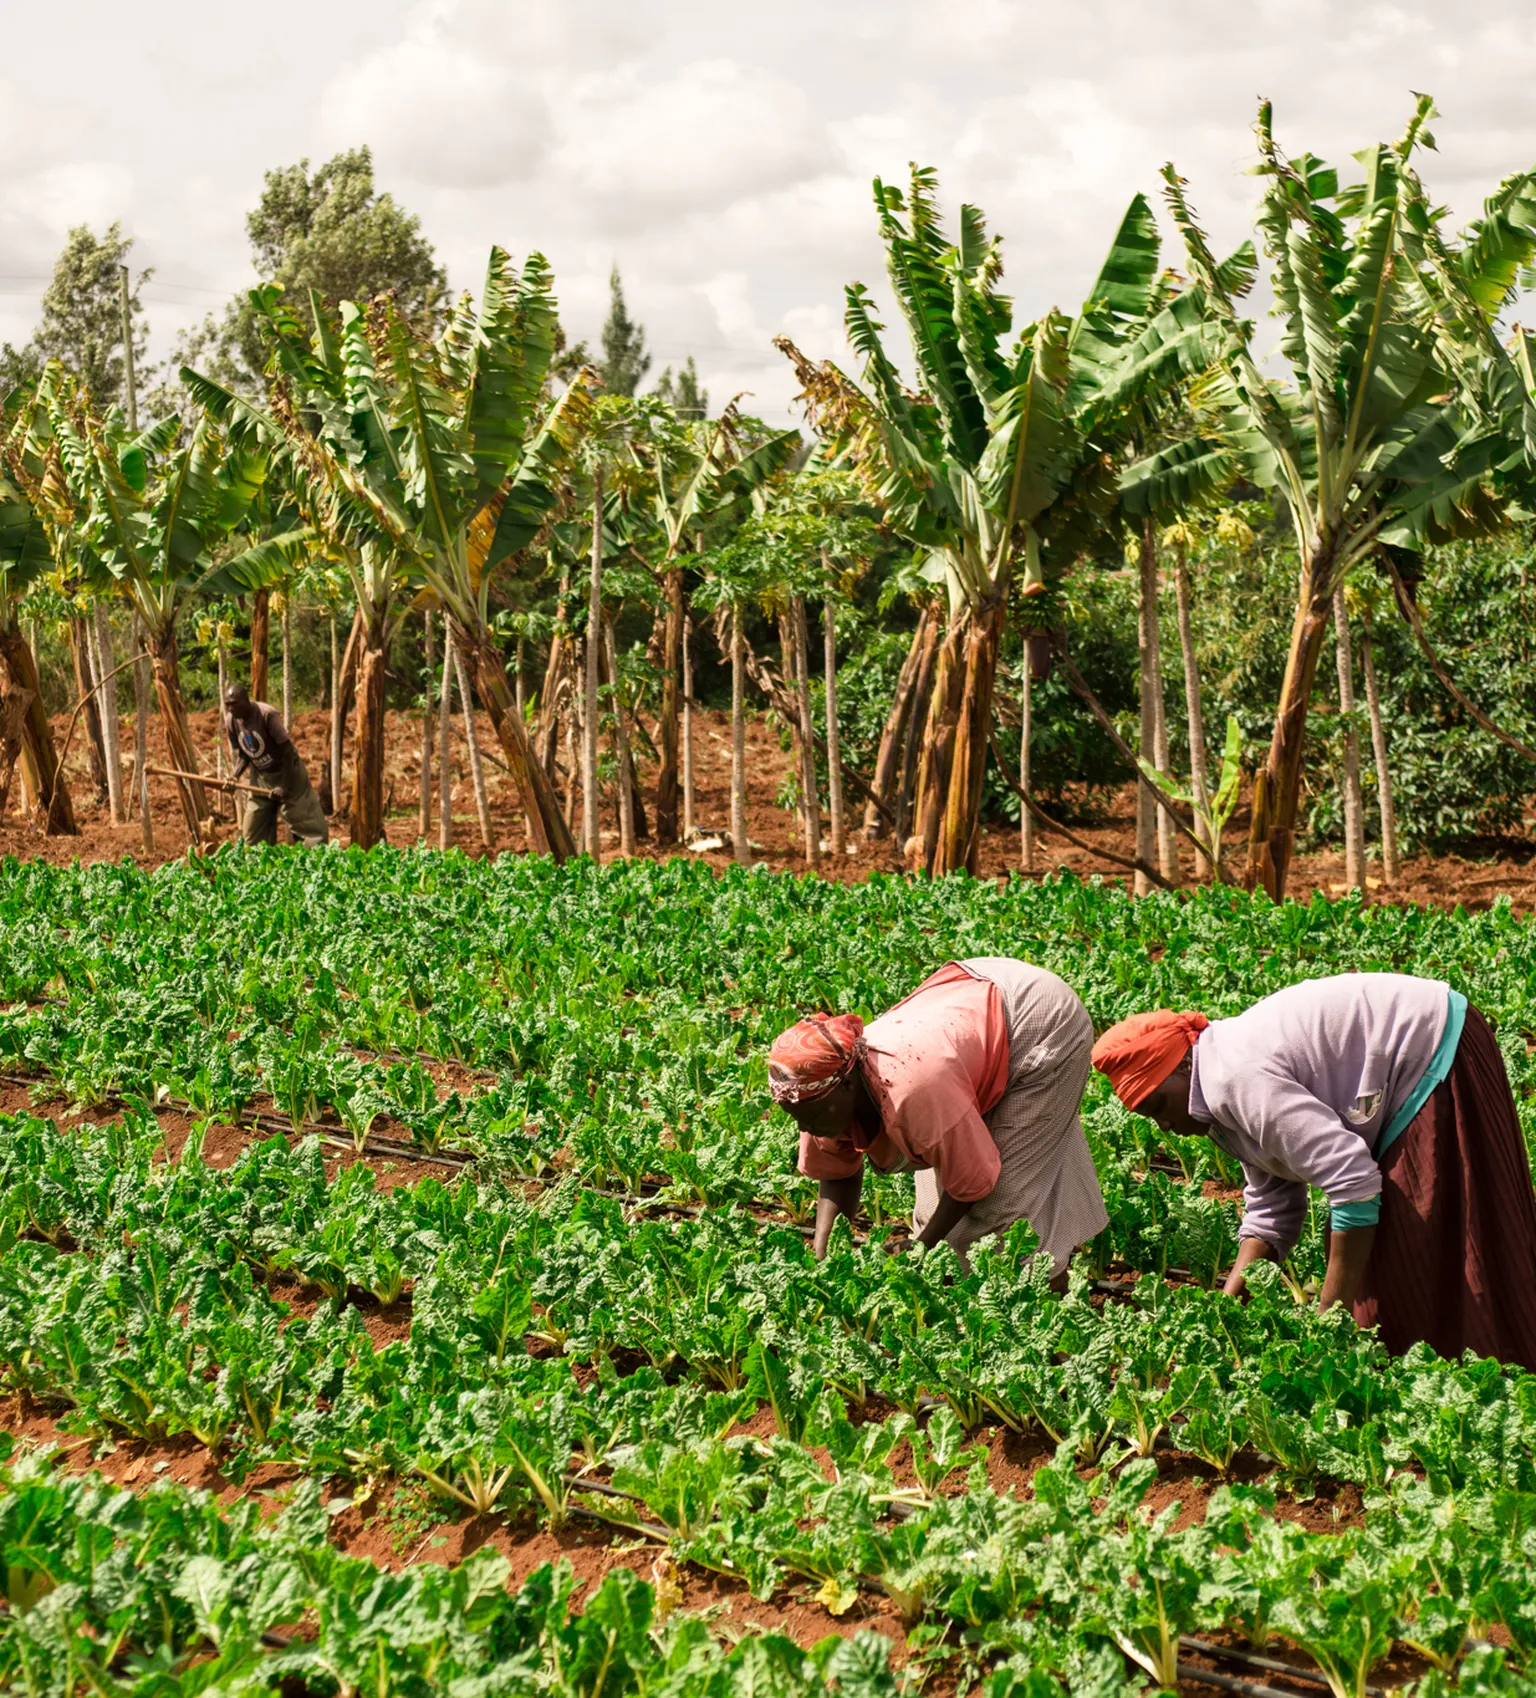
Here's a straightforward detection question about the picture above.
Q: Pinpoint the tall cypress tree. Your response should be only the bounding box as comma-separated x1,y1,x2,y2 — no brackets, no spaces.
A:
599,265,650,396
654,354,708,420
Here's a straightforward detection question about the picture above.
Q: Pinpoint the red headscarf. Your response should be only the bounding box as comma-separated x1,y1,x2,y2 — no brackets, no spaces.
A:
768,1012,867,1105
1091,1010,1209,1110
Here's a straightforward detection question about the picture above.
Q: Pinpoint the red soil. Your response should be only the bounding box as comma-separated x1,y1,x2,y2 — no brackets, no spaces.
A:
5,702,1535,914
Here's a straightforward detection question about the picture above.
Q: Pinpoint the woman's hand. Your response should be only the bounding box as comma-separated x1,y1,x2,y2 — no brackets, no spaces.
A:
915,1188,973,1250
1222,1235,1279,1297
812,1174,863,1260
1318,1223,1376,1313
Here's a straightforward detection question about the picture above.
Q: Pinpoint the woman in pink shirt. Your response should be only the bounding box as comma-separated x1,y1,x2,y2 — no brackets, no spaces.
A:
769,958,1107,1281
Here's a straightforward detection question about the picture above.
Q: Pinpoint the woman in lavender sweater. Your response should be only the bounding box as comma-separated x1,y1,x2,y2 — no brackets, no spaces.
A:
1092,973,1536,1369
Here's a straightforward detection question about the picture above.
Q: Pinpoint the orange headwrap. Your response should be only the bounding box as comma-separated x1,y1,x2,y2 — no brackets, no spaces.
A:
1091,1010,1210,1110
768,1013,867,1105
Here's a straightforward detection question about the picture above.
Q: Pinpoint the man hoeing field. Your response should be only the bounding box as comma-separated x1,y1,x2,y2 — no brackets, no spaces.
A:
769,959,1108,1282
1093,972,1536,1368
222,683,329,848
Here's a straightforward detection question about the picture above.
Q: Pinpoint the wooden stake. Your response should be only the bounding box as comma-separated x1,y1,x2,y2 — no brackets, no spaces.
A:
452,633,494,850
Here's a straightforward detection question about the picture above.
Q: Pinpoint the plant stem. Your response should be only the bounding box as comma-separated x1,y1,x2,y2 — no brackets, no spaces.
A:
419,609,435,840
1173,544,1212,879
453,634,494,851
731,602,750,868
1019,659,1035,873
328,614,343,819
584,468,603,864
438,613,453,852
1360,626,1399,884
682,613,695,840
606,617,636,857
792,594,821,869
1333,584,1365,892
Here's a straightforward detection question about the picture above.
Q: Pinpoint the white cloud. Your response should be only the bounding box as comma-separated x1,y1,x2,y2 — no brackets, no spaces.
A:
551,59,840,228
7,0,1536,423
321,30,550,188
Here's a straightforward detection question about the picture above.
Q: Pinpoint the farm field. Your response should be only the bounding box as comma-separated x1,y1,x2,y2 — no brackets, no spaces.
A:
6,851,1536,1695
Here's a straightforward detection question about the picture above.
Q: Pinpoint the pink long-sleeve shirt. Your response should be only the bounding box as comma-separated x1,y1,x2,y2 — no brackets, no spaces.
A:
796,961,1010,1203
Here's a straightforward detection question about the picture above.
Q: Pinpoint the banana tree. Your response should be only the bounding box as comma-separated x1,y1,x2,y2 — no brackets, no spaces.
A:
1155,97,1536,897
630,401,799,843
8,365,302,838
0,468,77,832
185,251,583,855
778,167,1223,875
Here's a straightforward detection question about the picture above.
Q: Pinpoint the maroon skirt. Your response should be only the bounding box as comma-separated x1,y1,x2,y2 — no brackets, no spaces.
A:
1352,1006,1536,1371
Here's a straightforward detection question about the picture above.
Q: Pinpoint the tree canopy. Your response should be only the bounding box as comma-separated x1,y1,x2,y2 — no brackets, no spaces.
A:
1,223,150,410
180,147,445,390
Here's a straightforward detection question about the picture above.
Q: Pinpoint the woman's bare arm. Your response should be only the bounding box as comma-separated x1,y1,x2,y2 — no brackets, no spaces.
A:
1223,1234,1278,1296
812,1173,863,1259
913,1188,973,1250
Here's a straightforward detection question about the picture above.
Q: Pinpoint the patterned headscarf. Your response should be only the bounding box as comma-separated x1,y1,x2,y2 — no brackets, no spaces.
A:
1091,1010,1210,1110
767,1012,867,1105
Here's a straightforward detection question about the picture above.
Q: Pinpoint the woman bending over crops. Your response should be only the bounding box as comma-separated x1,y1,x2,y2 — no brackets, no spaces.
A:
769,959,1108,1283
1093,973,1536,1369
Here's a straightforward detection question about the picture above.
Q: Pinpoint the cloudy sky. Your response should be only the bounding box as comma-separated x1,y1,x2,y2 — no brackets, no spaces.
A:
5,0,1536,422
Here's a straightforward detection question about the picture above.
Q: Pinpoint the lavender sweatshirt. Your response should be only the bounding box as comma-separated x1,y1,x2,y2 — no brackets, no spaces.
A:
1187,973,1453,1253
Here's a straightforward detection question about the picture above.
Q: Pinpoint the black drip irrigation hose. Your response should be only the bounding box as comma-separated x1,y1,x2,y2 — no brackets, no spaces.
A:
0,1069,1204,1277
1181,1638,1384,1697
1176,1664,1306,1698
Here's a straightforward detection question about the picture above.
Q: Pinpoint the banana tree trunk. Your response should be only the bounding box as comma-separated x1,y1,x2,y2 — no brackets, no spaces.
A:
333,608,363,778
281,600,292,727
249,589,270,701
0,647,30,821
865,608,935,840
149,626,207,840
131,618,153,854
655,562,683,845
70,617,108,804
0,625,77,834
1245,555,1337,899
464,623,575,861
1333,586,1365,893
349,612,388,849
895,612,941,850
1360,626,1399,884
537,568,571,780
1172,547,1212,879
910,600,1006,878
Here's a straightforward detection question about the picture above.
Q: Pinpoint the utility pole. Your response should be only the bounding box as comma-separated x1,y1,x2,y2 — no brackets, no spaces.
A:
121,264,153,854
119,266,138,432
